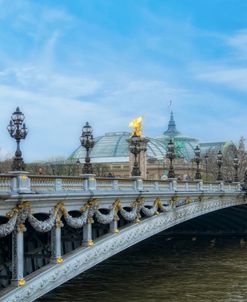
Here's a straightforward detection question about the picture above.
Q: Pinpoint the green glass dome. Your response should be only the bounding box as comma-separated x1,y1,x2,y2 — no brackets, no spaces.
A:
69,132,166,163
156,111,199,161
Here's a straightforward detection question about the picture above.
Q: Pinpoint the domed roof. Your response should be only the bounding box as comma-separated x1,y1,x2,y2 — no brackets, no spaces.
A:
69,132,167,163
163,111,181,136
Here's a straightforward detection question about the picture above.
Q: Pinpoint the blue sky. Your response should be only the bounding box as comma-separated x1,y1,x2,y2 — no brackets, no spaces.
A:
0,0,247,161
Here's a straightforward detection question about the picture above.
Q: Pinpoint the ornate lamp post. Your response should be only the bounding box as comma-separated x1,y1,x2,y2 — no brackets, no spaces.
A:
216,150,223,181
129,135,142,176
205,153,209,181
80,122,94,174
7,107,28,171
194,145,201,180
233,154,239,182
243,168,247,191
166,139,175,179
76,159,80,176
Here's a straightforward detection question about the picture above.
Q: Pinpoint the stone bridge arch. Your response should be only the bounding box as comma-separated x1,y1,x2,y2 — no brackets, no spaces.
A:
0,193,245,302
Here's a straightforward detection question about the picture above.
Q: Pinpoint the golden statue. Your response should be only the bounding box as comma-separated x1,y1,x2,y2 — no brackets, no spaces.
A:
129,116,143,137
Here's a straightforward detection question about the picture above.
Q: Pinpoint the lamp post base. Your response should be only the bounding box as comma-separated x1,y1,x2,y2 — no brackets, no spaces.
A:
9,171,31,193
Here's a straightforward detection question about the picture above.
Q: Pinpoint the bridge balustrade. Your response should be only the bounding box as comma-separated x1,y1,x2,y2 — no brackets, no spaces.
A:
96,178,118,191
158,181,171,191
0,175,12,193
30,176,57,192
0,174,242,196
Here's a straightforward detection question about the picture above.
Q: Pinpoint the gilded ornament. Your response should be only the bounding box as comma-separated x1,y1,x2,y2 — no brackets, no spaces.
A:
185,197,192,204
87,217,94,224
87,240,94,247
17,223,26,233
56,257,64,264
128,116,143,137
18,278,26,286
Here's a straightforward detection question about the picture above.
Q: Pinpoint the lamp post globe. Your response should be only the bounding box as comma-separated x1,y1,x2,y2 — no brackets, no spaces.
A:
7,107,28,171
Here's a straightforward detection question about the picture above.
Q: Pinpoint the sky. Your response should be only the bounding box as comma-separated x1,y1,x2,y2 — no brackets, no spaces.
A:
0,0,247,161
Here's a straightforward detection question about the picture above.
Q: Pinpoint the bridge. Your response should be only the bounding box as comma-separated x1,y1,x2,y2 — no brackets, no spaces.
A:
0,172,245,301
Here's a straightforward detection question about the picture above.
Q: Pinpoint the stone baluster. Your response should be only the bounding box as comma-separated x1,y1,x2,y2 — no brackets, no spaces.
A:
12,224,26,286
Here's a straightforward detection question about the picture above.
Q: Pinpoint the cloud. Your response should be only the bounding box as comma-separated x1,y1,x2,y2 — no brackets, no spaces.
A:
197,67,247,92
226,29,247,58
0,1,246,163
0,66,102,98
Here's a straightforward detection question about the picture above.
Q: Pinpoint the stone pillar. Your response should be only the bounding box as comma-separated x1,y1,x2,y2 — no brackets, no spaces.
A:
110,218,119,234
83,218,94,247
82,174,97,191
196,180,203,191
10,171,31,194
132,176,143,191
169,179,177,191
12,224,26,286
51,220,63,264
55,178,62,192
219,181,224,191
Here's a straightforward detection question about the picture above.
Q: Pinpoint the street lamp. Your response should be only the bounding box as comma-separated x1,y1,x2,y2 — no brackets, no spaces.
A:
80,122,94,174
205,153,209,181
7,107,28,171
216,150,223,181
166,139,175,179
194,145,201,180
129,135,142,176
233,154,239,182
76,159,80,176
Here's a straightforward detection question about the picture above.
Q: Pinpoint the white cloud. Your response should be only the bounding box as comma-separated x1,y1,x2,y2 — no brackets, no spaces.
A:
227,29,247,58
0,3,246,162
0,66,102,98
197,67,247,92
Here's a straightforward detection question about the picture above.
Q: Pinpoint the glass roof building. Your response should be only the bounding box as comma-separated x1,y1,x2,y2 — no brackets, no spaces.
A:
69,132,166,163
69,112,236,165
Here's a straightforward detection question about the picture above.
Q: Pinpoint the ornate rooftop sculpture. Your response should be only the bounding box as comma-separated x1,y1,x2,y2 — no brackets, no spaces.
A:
128,116,143,137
